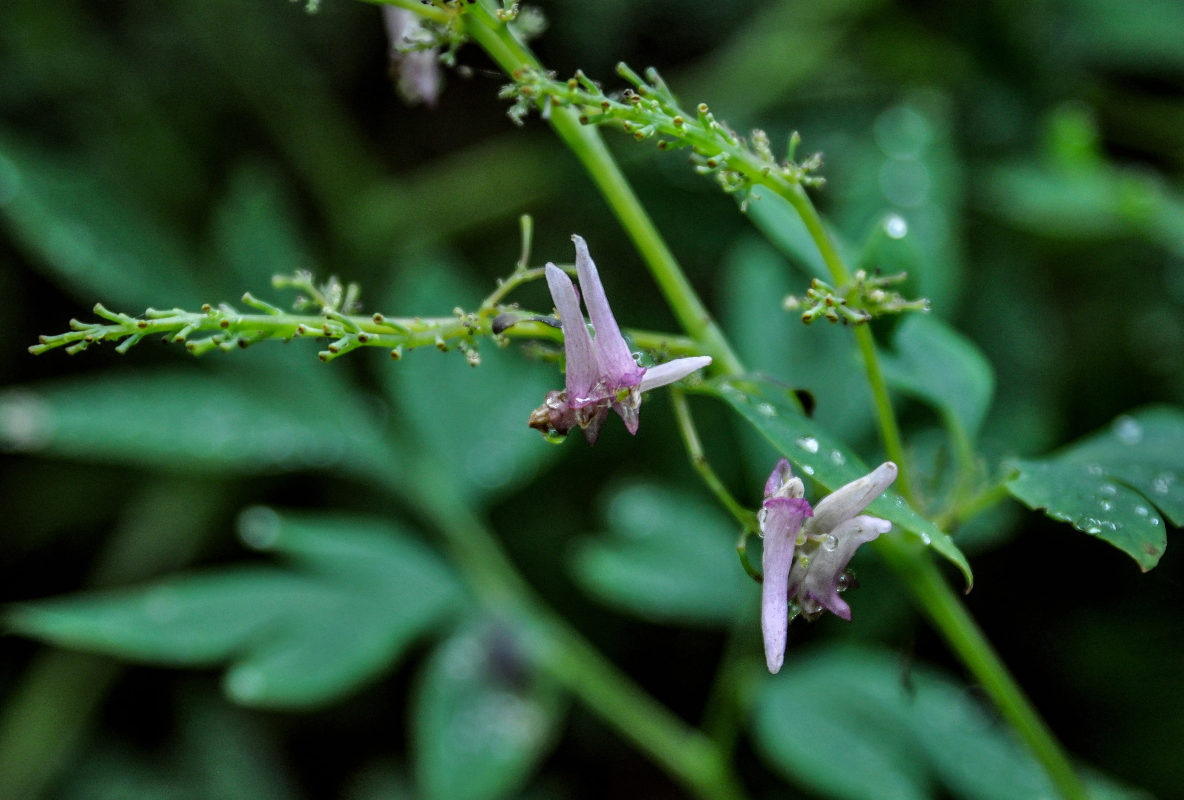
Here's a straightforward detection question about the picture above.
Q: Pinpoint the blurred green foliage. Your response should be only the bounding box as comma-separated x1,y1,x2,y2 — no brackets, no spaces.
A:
2,0,1183,798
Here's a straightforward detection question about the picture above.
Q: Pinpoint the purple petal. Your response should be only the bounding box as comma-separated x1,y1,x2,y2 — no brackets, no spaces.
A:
637,356,712,392
571,235,645,390
545,263,598,402
795,515,890,620
807,462,897,536
760,496,813,674
764,458,794,499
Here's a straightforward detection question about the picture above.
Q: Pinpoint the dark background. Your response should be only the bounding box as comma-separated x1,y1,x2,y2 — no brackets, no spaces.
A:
2,0,1183,798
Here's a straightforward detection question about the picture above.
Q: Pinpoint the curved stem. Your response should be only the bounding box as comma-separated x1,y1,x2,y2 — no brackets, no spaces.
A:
876,536,1090,800
374,5,1085,799
780,184,913,501
462,4,745,377
671,389,757,530
386,458,748,800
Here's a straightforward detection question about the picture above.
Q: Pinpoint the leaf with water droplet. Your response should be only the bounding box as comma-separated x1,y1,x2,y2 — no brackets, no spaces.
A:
5,509,463,708
695,375,972,588
1007,405,1184,571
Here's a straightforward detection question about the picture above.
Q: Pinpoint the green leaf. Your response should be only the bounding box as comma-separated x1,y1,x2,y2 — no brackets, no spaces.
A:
209,161,315,290
743,190,832,280
379,248,557,504
7,509,463,708
0,367,393,481
1007,406,1183,571
839,98,966,310
880,314,995,444
413,622,562,800
696,375,973,587
753,644,1053,800
569,482,751,625
0,132,204,308
717,235,875,448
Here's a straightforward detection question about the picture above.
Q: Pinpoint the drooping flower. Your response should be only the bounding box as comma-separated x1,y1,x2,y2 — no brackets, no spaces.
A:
760,459,897,674
382,6,442,107
529,235,712,444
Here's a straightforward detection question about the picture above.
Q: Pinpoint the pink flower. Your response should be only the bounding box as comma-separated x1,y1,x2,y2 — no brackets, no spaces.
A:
529,235,711,444
760,459,897,673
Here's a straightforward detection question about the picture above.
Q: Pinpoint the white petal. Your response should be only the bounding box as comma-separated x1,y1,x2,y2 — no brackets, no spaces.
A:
807,462,897,536
637,356,712,392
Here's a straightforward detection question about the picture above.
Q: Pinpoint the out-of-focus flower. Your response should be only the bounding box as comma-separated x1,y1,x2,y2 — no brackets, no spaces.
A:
382,6,442,107
529,235,711,444
760,459,897,673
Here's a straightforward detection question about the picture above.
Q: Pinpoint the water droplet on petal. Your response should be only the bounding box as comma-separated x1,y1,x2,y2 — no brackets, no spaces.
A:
823,535,838,552
1113,415,1143,445
795,436,819,454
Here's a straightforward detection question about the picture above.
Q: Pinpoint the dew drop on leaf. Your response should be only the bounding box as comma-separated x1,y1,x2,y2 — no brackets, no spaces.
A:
795,436,819,454
883,213,909,239
1112,415,1143,445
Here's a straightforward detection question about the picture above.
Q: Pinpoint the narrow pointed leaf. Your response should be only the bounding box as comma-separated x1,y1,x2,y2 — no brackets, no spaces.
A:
7,510,463,709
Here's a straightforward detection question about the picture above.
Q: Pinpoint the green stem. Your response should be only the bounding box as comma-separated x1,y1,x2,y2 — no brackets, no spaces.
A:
876,536,1090,800
535,620,748,800
781,184,913,501
375,5,1084,799
853,323,913,501
671,389,757,530
462,4,745,377
936,479,1012,531
383,458,748,800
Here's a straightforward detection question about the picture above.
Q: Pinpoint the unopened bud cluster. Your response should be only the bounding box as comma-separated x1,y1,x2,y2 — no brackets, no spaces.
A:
784,271,930,325
501,63,825,197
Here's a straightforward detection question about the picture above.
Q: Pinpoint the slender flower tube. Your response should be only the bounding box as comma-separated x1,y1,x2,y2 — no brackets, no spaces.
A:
760,459,897,673
529,235,712,444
